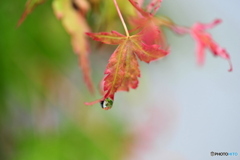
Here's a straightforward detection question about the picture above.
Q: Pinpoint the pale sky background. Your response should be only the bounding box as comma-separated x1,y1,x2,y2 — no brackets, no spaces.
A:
113,0,240,160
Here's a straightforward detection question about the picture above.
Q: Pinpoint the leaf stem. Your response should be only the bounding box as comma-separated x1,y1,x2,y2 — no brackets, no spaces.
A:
112,0,130,37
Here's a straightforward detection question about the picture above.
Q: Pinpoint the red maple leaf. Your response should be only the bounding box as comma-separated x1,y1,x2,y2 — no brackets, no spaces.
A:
128,0,172,47
85,31,169,105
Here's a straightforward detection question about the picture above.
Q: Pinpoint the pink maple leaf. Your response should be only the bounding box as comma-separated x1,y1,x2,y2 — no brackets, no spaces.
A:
173,19,232,71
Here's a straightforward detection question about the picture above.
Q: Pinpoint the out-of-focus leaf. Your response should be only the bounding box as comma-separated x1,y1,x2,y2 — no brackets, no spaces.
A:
128,0,172,47
18,0,46,26
172,20,233,72
53,0,95,93
190,20,233,71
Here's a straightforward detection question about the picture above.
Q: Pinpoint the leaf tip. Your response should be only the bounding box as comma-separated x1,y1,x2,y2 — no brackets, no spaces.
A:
17,11,28,27
214,19,222,25
85,100,100,106
85,32,91,36
228,60,233,72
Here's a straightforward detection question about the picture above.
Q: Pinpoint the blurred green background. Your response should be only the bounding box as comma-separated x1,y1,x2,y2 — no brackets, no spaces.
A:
0,0,135,160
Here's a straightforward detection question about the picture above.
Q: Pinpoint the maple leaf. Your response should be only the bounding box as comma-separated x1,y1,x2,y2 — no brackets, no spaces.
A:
128,0,173,47
85,31,169,105
18,0,46,26
53,0,95,93
172,19,233,72
191,19,232,71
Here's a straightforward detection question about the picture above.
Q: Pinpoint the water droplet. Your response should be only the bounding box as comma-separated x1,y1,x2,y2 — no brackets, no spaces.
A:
100,98,113,110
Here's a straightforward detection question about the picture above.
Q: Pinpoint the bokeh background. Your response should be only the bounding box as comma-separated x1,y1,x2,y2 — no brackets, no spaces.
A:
0,0,240,160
